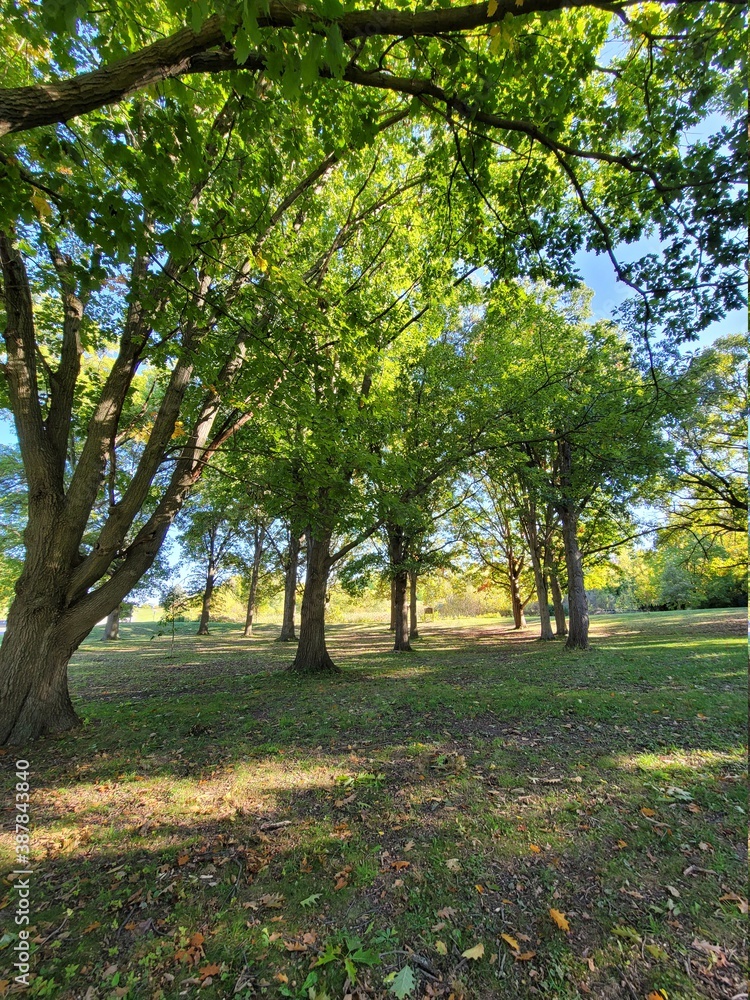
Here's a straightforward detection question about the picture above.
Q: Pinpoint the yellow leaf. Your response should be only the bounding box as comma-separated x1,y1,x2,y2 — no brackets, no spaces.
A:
435,940,448,955
640,808,656,817
514,951,536,961
647,991,669,1000
461,942,485,960
487,0,498,15
615,840,628,849
529,844,541,853
30,191,52,218
500,933,520,952
549,909,570,932
255,254,268,272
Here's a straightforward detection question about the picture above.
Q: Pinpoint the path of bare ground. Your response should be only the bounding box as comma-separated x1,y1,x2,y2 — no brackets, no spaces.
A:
0,609,746,1000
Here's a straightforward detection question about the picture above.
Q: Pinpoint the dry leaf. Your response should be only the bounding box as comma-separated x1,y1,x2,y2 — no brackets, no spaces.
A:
437,906,457,919
199,964,220,979
665,885,680,898
501,933,520,952
82,922,101,934
284,941,306,952
646,992,668,1000
640,807,656,817
189,933,205,948
615,840,628,849
177,854,189,866
435,940,448,955
461,942,485,960
445,858,461,870
334,877,349,890
391,860,411,870
514,951,536,961
529,844,541,853
549,909,570,932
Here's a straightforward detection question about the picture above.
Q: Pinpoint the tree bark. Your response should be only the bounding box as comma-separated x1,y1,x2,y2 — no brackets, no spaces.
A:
289,530,339,674
408,570,419,639
548,564,568,636
197,561,215,635
102,606,120,640
509,555,527,630
557,439,589,650
524,516,554,640
387,525,412,652
243,527,265,637
389,577,396,632
0,594,80,744
278,532,300,642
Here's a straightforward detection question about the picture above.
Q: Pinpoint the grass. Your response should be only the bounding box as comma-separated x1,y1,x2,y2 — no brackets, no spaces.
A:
0,608,746,1000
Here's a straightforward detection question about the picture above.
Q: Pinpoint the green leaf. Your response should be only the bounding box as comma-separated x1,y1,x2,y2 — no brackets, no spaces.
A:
389,965,416,998
300,893,322,908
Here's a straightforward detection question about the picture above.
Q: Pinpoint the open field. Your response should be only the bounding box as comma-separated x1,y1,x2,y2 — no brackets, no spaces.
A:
0,609,746,1000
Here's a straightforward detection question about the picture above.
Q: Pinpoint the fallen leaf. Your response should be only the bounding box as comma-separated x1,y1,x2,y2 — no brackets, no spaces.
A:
645,944,669,961
199,964,220,979
189,933,205,949
445,858,461,871
82,922,101,934
615,840,628,849
665,885,680,898
647,991,669,1000
284,941,306,952
334,877,349,890
435,940,448,955
514,951,536,961
640,807,656,817
549,909,570,932
501,933,520,952
529,844,541,853
436,907,457,919
461,942,485,960
391,860,411,871
177,854,189,866
432,922,446,932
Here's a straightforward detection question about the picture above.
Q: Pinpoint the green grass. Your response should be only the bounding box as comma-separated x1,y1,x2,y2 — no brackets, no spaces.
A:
0,608,746,999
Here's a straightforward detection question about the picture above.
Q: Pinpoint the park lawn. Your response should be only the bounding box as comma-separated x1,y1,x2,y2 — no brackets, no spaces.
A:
0,609,746,1000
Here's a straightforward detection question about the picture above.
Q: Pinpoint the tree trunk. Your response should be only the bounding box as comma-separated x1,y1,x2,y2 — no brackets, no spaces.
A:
548,566,568,636
408,570,419,640
289,530,339,674
102,605,120,640
509,558,527,630
278,533,300,642
243,528,265,637
389,578,396,632
559,505,589,650
197,563,215,635
522,514,554,641
0,594,80,744
528,552,554,639
393,570,412,652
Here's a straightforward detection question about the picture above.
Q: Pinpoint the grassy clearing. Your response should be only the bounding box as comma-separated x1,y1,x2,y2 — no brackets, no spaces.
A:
0,609,746,1000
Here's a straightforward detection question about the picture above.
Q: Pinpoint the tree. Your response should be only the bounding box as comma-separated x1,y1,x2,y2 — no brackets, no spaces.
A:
0,0,743,740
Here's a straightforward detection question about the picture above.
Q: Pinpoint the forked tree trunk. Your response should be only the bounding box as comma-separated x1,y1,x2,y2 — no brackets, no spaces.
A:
243,528,265,637
278,533,300,642
102,605,120,640
408,570,419,640
289,530,338,674
197,563,215,635
548,566,568,636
